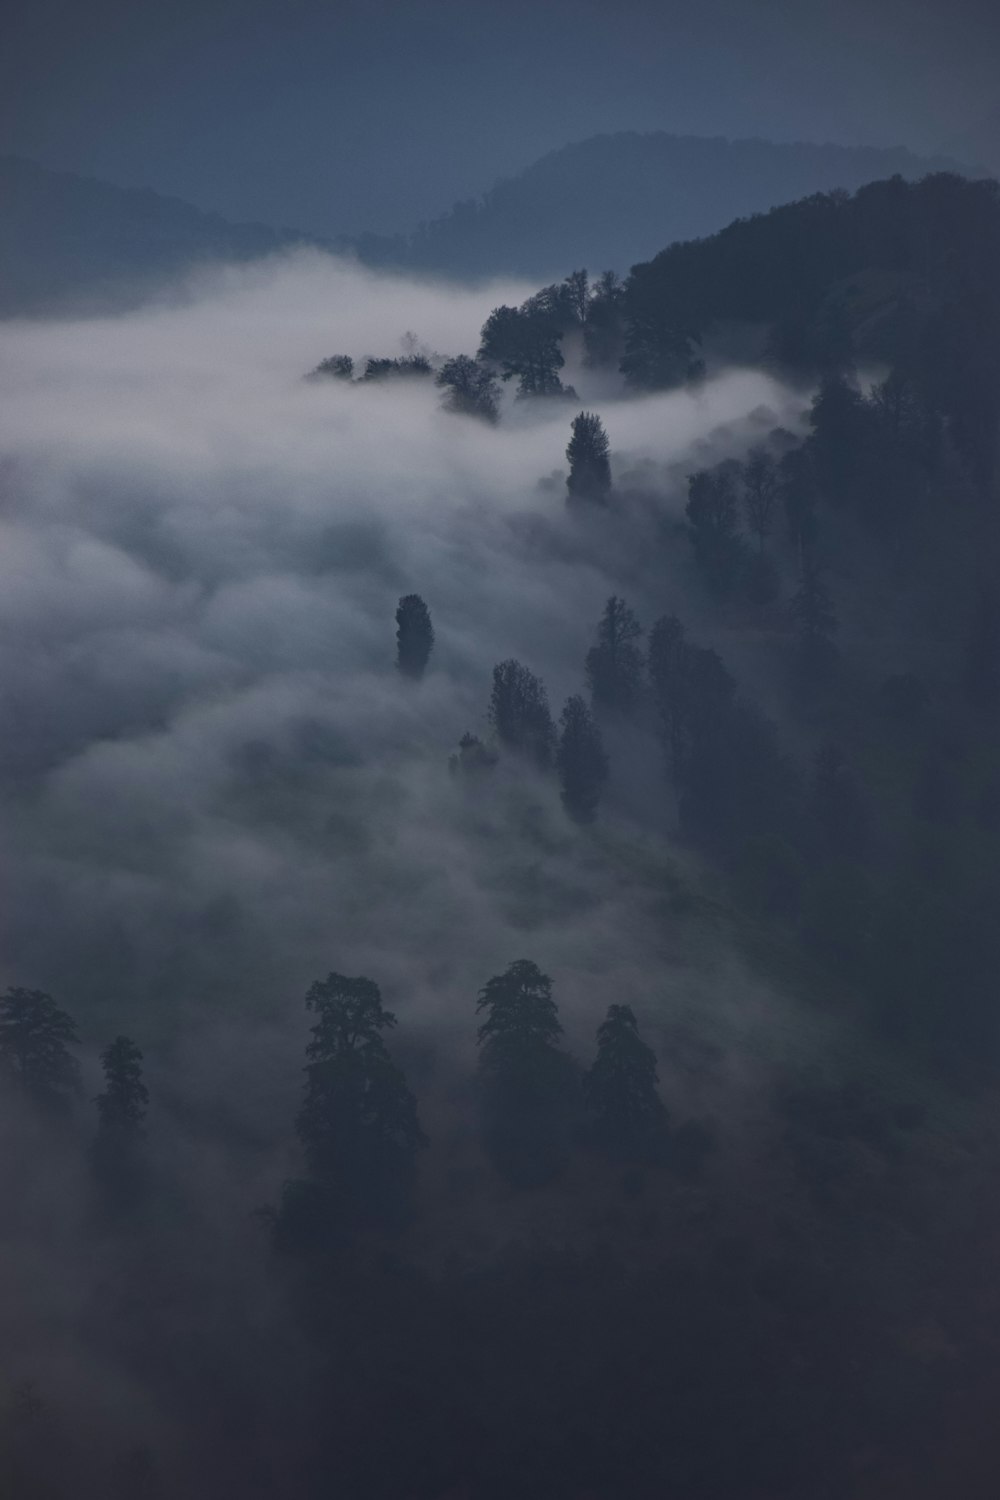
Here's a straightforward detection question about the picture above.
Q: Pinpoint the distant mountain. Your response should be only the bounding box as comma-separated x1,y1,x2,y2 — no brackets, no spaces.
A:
348,131,976,280
0,155,322,316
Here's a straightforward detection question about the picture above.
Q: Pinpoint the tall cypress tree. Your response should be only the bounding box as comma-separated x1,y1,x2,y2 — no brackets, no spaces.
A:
487,659,556,768
396,594,434,678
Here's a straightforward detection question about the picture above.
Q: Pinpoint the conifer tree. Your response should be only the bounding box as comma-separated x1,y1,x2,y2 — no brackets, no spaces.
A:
0,988,80,1114
584,1004,668,1158
556,695,609,822
278,974,426,1245
95,1036,148,1136
566,411,612,504
92,1036,149,1208
476,960,575,1187
585,596,644,714
395,594,434,678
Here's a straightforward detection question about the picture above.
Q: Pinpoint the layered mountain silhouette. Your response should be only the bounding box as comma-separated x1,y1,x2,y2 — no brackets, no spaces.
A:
0,131,980,315
0,154,320,316
347,130,974,279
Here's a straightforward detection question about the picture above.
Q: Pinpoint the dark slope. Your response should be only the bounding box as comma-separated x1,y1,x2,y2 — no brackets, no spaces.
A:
349,131,973,279
0,155,322,316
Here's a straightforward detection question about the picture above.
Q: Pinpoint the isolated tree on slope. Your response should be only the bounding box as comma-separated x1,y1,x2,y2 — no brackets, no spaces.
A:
586,596,644,714
436,355,501,422
0,987,80,1114
556,695,609,822
476,960,575,1187
584,1003,668,1157
396,594,434,678
566,411,612,504
93,1035,149,1208
95,1035,148,1137
488,659,555,768
278,973,426,1245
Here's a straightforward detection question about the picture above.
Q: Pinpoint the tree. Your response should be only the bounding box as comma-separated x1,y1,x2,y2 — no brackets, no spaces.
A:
308,354,354,381
779,447,820,565
584,1004,668,1157
435,355,501,422
566,411,612,505
620,315,703,390
476,961,575,1186
396,594,434,678
562,268,590,326
487,659,556,767
0,988,80,1114
648,614,690,775
742,448,778,553
584,271,625,367
789,563,838,680
95,1036,148,1136
585,596,644,714
556,696,609,822
278,974,426,1245
93,1036,148,1207
686,464,746,592
478,302,567,398
449,731,498,776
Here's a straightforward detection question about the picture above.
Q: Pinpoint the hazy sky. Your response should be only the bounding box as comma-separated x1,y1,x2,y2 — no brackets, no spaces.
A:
3,0,999,236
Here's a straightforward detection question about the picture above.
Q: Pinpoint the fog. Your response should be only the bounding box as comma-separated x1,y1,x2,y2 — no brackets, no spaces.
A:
0,251,831,1477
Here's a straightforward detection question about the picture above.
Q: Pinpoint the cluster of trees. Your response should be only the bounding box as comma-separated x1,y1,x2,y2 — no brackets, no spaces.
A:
308,352,433,382
0,987,148,1203
274,960,671,1249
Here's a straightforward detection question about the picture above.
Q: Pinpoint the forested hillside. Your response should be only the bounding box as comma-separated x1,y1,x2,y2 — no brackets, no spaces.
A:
348,131,972,277
2,173,1000,1499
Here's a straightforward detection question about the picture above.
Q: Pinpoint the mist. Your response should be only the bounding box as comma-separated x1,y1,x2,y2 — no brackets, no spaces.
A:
0,248,865,1490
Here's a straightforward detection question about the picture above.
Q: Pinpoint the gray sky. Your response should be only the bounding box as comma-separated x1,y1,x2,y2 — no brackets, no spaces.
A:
3,0,999,235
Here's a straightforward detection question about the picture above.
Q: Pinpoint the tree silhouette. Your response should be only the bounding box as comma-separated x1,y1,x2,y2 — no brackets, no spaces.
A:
686,465,745,592
95,1036,148,1135
476,960,575,1186
487,659,555,767
742,448,778,553
278,974,426,1245
308,354,354,381
585,596,644,714
648,614,690,775
584,1004,668,1157
435,355,501,422
479,302,566,397
0,988,80,1114
396,594,434,678
566,411,612,504
93,1035,149,1209
584,270,625,367
789,563,839,680
556,696,609,822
